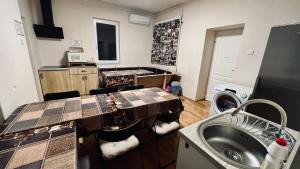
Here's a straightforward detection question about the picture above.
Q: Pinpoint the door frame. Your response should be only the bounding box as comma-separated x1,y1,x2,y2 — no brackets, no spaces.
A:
195,24,245,101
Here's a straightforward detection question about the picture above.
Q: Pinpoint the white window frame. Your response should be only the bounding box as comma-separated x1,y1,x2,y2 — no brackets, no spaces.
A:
93,18,120,64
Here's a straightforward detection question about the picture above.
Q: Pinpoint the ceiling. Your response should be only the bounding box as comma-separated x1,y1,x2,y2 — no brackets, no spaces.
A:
99,0,193,13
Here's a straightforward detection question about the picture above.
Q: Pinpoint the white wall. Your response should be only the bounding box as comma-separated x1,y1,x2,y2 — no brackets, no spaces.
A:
154,0,300,100
0,0,39,119
28,0,153,68
18,0,43,100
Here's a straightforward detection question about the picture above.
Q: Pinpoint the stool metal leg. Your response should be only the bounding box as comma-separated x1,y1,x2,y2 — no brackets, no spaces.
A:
139,145,145,169
155,135,163,169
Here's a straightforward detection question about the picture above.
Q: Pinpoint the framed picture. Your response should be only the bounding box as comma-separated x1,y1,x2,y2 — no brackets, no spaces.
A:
151,18,181,66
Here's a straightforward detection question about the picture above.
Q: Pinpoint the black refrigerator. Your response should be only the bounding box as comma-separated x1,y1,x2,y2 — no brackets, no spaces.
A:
247,24,300,131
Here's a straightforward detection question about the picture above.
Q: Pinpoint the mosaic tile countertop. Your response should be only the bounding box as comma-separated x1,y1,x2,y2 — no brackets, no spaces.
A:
0,121,76,169
0,97,100,135
101,69,154,77
119,87,178,107
0,88,179,135
119,88,180,120
101,69,154,87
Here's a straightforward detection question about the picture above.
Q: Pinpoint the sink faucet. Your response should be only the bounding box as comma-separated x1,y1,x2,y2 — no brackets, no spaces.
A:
231,99,289,169
231,99,287,135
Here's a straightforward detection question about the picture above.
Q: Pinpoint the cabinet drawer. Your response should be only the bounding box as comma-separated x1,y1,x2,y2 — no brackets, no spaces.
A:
69,67,98,75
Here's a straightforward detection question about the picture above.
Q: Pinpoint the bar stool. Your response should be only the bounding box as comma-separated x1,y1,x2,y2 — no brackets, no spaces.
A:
44,90,80,101
151,99,184,169
119,85,144,91
89,87,118,95
96,119,145,169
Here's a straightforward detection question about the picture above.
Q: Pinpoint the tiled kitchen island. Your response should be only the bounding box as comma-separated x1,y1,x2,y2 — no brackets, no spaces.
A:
0,88,179,169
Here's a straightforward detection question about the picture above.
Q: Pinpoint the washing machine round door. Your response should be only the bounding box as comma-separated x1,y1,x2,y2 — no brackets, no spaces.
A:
212,91,242,114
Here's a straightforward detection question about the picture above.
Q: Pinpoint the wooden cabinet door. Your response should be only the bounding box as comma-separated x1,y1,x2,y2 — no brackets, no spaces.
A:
85,74,99,94
39,70,71,95
70,75,86,95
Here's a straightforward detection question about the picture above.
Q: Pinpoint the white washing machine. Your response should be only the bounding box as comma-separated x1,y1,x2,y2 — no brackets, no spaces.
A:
209,83,253,116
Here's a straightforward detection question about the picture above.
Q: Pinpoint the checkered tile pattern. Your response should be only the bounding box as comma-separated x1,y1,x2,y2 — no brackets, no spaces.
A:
0,122,76,169
1,88,178,135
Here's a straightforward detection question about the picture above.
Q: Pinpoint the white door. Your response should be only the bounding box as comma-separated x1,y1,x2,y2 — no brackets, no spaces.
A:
205,29,243,101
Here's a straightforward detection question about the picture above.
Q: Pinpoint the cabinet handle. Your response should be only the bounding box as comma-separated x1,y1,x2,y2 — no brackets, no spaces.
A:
39,73,44,79
81,70,87,73
185,142,189,149
82,76,85,81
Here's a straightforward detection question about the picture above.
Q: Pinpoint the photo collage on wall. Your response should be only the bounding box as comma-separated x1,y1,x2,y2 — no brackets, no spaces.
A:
151,18,181,66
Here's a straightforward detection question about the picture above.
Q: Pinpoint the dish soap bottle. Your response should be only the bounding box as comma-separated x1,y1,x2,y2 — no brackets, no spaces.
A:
260,137,288,169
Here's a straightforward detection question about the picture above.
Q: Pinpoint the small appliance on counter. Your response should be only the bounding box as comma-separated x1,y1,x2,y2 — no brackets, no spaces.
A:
67,47,94,63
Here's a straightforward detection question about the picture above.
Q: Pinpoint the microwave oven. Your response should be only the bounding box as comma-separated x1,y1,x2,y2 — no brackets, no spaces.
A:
67,52,87,63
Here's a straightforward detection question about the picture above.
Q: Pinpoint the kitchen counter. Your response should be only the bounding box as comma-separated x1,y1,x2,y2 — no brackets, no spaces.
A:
0,88,178,135
39,66,70,71
177,110,300,169
286,134,300,169
0,121,76,169
0,87,180,168
100,69,155,87
101,69,154,77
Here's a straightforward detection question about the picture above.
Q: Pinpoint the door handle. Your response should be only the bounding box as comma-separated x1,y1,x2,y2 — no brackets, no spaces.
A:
82,76,87,81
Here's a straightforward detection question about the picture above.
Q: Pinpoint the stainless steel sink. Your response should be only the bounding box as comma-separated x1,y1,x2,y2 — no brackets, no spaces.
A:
198,112,295,169
203,125,267,168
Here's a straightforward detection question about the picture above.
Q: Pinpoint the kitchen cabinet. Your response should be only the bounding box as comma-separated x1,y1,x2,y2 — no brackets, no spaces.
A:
39,69,71,95
85,74,99,93
70,67,99,95
176,138,219,169
39,66,99,96
70,75,86,95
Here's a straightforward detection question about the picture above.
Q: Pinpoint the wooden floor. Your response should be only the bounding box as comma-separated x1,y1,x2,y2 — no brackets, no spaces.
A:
78,98,211,169
180,97,210,127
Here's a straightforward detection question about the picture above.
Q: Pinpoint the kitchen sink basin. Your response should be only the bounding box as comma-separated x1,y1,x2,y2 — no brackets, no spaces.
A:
198,111,295,169
203,125,267,168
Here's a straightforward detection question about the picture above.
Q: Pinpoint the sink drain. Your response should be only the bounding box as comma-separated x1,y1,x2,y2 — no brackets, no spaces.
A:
224,149,242,162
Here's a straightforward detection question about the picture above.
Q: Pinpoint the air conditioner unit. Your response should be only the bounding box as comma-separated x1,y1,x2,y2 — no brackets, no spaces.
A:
129,13,150,26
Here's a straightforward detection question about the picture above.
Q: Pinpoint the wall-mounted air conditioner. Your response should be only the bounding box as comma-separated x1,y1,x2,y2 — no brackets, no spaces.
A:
129,13,151,26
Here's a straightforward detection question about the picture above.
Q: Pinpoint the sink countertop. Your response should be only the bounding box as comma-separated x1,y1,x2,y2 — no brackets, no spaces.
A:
39,65,98,71
178,111,300,169
285,134,300,169
39,66,70,71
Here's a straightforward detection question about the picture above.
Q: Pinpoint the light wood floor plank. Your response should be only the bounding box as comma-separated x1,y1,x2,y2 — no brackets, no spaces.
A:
179,97,210,127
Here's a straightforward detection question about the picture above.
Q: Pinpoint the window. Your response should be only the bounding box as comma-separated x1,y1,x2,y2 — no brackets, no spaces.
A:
94,18,120,64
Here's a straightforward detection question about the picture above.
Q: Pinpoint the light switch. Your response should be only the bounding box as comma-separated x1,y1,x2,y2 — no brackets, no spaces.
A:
12,86,17,92
247,50,254,55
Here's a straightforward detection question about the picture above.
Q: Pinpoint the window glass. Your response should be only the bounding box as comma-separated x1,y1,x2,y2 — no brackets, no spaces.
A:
94,19,119,64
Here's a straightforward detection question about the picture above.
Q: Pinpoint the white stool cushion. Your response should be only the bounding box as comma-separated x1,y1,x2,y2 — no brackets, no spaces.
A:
153,120,180,135
100,135,139,160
